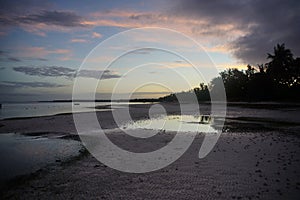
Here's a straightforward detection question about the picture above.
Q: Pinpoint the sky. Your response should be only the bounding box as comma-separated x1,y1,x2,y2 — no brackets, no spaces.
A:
0,0,299,102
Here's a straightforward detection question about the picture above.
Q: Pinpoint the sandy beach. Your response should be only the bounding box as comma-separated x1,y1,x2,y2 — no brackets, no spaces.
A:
1,0,299,199
0,103,300,199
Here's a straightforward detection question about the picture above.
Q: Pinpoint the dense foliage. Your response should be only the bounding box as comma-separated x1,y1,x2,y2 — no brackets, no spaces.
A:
160,44,300,102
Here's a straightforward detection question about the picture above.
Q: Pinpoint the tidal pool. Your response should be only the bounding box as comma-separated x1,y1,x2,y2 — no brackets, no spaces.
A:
0,133,83,182
121,115,221,138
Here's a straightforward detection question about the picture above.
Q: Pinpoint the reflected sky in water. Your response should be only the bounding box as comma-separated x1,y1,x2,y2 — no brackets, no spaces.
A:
0,133,82,182
122,115,218,134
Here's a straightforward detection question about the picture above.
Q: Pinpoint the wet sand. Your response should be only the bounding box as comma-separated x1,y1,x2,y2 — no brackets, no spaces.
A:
0,103,300,199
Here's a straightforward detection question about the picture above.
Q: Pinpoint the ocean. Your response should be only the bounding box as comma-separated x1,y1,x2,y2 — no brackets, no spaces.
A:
0,102,149,120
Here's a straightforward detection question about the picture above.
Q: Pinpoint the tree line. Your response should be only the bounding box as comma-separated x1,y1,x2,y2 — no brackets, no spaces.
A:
159,44,300,102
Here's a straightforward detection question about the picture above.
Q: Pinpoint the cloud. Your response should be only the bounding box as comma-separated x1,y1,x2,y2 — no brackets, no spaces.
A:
7,57,21,62
154,61,194,69
12,66,121,80
17,10,87,27
172,0,300,64
77,69,121,79
0,1,90,35
84,9,249,57
0,3,246,57
1,9,88,28
70,38,88,43
88,9,246,41
13,66,75,78
36,58,48,61
2,1,297,65
0,50,22,62
0,49,50,62
129,48,155,55
0,81,66,88
67,2,288,64
12,46,71,61
92,32,102,38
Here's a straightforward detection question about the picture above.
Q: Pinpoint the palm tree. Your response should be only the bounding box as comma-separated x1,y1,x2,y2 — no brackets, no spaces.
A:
266,43,294,84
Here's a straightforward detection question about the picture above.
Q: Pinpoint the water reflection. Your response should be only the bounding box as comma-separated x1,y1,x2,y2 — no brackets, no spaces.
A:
122,115,220,134
0,133,82,182
199,115,212,124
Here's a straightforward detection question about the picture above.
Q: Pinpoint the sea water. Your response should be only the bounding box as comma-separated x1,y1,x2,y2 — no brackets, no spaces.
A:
0,102,150,120
0,133,83,182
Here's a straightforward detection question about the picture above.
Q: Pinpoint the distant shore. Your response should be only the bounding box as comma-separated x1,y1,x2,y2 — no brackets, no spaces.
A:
1,101,300,121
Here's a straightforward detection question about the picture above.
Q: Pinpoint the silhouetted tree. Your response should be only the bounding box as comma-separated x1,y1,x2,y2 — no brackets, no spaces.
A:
257,64,266,73
160,43,300,102
246,64,255,77
219,69,248,101
291,57,300,85
194,83,210,101
160,83,210,102
247,72,274,101
209,77,225,101
267,43,294,85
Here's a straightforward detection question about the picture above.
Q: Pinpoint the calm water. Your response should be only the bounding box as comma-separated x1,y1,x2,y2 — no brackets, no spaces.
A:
0,102,150,120
121,115,221,138
0,133,83,182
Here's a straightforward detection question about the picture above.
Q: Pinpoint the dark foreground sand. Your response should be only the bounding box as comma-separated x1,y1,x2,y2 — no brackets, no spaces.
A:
0,103,300,199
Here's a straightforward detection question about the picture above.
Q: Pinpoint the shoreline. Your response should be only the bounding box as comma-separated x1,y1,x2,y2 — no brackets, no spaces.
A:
2,131,300,199
0,132,85,187
0,141,89,193
1,101,300,121
1,102,300,134
0,103,300,199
